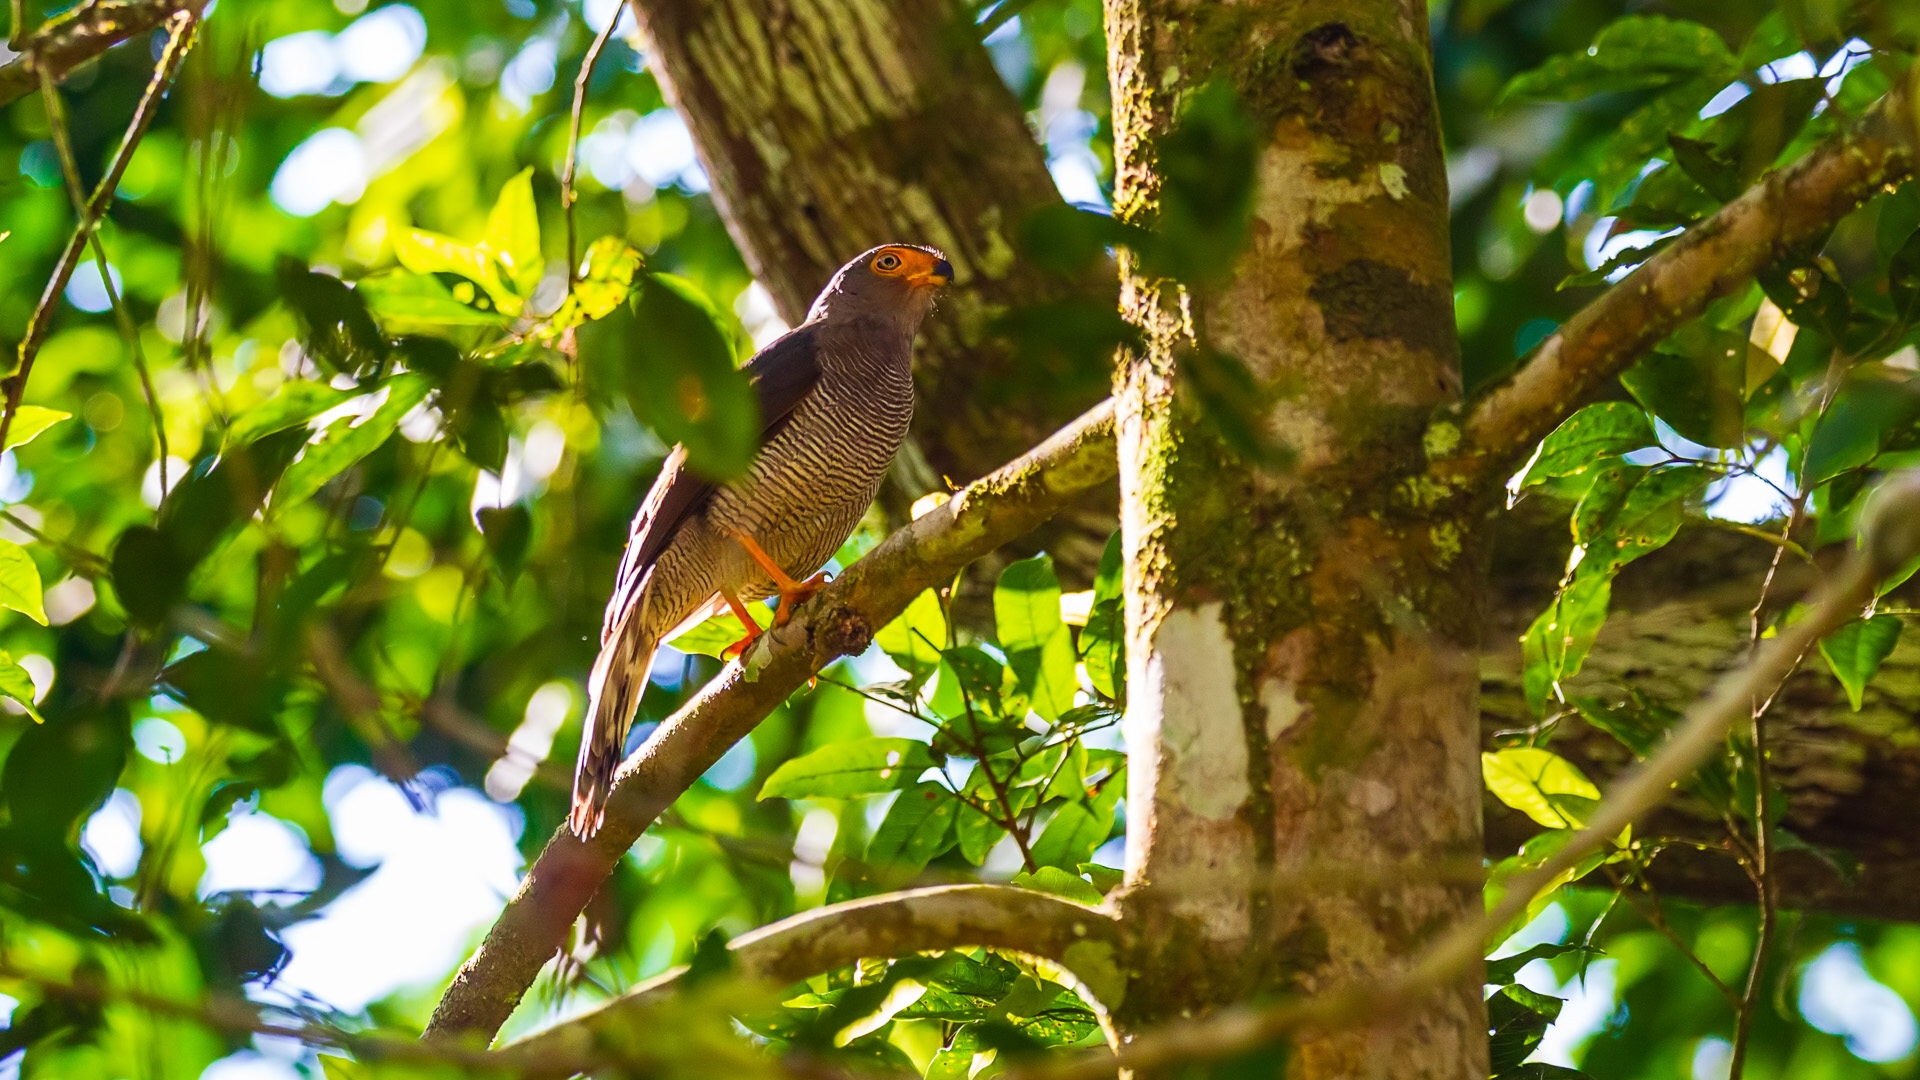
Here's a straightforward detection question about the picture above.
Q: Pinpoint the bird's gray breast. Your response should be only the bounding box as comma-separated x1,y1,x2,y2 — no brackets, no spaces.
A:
707,338,914,583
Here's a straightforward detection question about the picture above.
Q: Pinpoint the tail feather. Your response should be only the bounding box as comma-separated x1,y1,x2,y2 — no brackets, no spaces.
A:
570,574,661,838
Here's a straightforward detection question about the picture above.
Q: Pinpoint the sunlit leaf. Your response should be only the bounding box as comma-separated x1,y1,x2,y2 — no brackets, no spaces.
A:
1518,404,1655,490
1009,866,1103,905
356,271,504,328
866,783,958,877
758,737,938,800
225,382,356,445
271,374,434,513
1080,532,1126,703
0,538,47,625
1818,614,1903,711
1520,573,1610,715
0,649,43,722
874,588,947,676
667,608,766,658
2,406,71,452
483,166,544,294
1482,748,1602,829
1029,801,1108,869
572,236,643,320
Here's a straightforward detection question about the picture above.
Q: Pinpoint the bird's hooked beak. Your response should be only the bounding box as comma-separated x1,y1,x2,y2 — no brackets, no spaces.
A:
906,257,954,289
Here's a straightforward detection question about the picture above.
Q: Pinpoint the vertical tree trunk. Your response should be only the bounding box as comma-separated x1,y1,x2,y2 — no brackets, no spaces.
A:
629,0,1106,497
1106,2,1486,1075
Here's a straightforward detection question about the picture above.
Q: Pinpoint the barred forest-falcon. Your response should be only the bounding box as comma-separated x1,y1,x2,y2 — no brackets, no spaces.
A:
570,244,953,837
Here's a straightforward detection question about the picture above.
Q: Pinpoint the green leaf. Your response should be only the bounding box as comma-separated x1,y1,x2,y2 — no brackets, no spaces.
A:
317,1056,367,1080
1804,378,1920,485
355,271,503,328
606,274,759,480
225,382,357,445
0,538,46,625
866,782,958,875
0,649,43,722
570,236,643,320
395,229,518,314
1520,572,1611,715
1080,532,1126,703
2,406,71,451
1010,866,1103,905
1581,465,1715,574
271,374,434,513
874,588,947,676
1518,404,1656,490
1029,801,1109,870
1499,16,1736,103
484,166,544,295
478,505,532,583
1621,323,1752,449
666,609,765,658
277,259,390,377
1818,614,1903,711
1489,984,1565,1074
995,556,1064,656
956,766,1008,865
1482,748,1602,829
1485,943,1602,987
758,737,938,800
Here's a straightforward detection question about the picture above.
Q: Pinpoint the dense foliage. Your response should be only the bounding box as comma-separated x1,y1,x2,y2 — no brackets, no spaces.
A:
0,0,1918,1077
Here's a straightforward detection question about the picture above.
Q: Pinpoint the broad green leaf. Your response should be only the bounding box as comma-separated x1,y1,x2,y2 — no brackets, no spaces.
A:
0,648,43,722
666,608,766,658
2,406,71,451
1518,404,1656,490
1481,748,1602,829
1569,460,1644,545
1010,866,1103,905
605,273,759,479
866,783,958,875
874,588,947,675
1484,943,1602,987
355,271,503,328
1621,324,1752,449
317,1056,367,1080
1594,77,1728,201
225,382,355,445
1805,378,1920,485
0,538,46,625
395,229,518,314
758,737,938,800
1581,465,1714,574
1819,614,1903,711
995,556,1064,655
1029,801,1109,869
1500,17,1736,103
483,166,544,295
1520,573,1610,715
271,374,434,512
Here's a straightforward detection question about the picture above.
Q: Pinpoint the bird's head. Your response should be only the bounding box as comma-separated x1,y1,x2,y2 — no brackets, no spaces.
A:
807,244,953,329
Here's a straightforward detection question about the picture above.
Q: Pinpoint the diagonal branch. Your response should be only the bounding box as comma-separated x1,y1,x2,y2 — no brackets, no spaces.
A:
424,399,1119,1044
0,0,203,107
491,884,1122,1076
1435,74,1919,488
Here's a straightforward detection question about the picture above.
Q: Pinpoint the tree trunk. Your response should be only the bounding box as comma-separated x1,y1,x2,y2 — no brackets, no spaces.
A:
628,0,1109,520
1106,1,1485,1075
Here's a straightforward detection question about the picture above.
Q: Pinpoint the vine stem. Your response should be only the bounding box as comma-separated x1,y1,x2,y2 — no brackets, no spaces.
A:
561,9,620,287
35,63,170,493
2,11,197,456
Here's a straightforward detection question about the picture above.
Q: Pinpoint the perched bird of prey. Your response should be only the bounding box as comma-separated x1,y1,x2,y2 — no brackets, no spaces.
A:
571,244,953,837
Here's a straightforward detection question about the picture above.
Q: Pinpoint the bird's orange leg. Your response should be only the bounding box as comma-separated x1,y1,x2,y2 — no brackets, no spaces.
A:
718,586,763,661
725,529,832,627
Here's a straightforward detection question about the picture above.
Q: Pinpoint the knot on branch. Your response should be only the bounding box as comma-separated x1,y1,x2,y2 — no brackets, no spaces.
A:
811,605,872,662
1291,22,1361,79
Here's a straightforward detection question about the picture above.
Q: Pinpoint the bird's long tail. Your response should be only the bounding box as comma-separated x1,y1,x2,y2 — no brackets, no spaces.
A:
570,574,661,839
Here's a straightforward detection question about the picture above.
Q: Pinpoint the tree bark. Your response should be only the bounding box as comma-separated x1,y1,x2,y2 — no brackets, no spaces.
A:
629,0,1110,524
1105,1,1483,1076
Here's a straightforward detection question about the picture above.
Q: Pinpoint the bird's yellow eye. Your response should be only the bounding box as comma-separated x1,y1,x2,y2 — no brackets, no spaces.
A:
873,251,904,273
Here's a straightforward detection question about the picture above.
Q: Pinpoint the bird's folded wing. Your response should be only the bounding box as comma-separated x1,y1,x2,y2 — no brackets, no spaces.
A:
600,325,825,641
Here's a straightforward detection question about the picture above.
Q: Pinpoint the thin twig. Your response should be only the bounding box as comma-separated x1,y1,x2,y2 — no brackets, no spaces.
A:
561,11,620,287
1603,858,1741,1010
35,63,170,492
3,10,196,454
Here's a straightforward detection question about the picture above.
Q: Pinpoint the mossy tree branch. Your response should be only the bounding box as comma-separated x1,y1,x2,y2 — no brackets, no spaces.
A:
1436,76,1919,488
423,400,1119,1044
0,0,203,107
